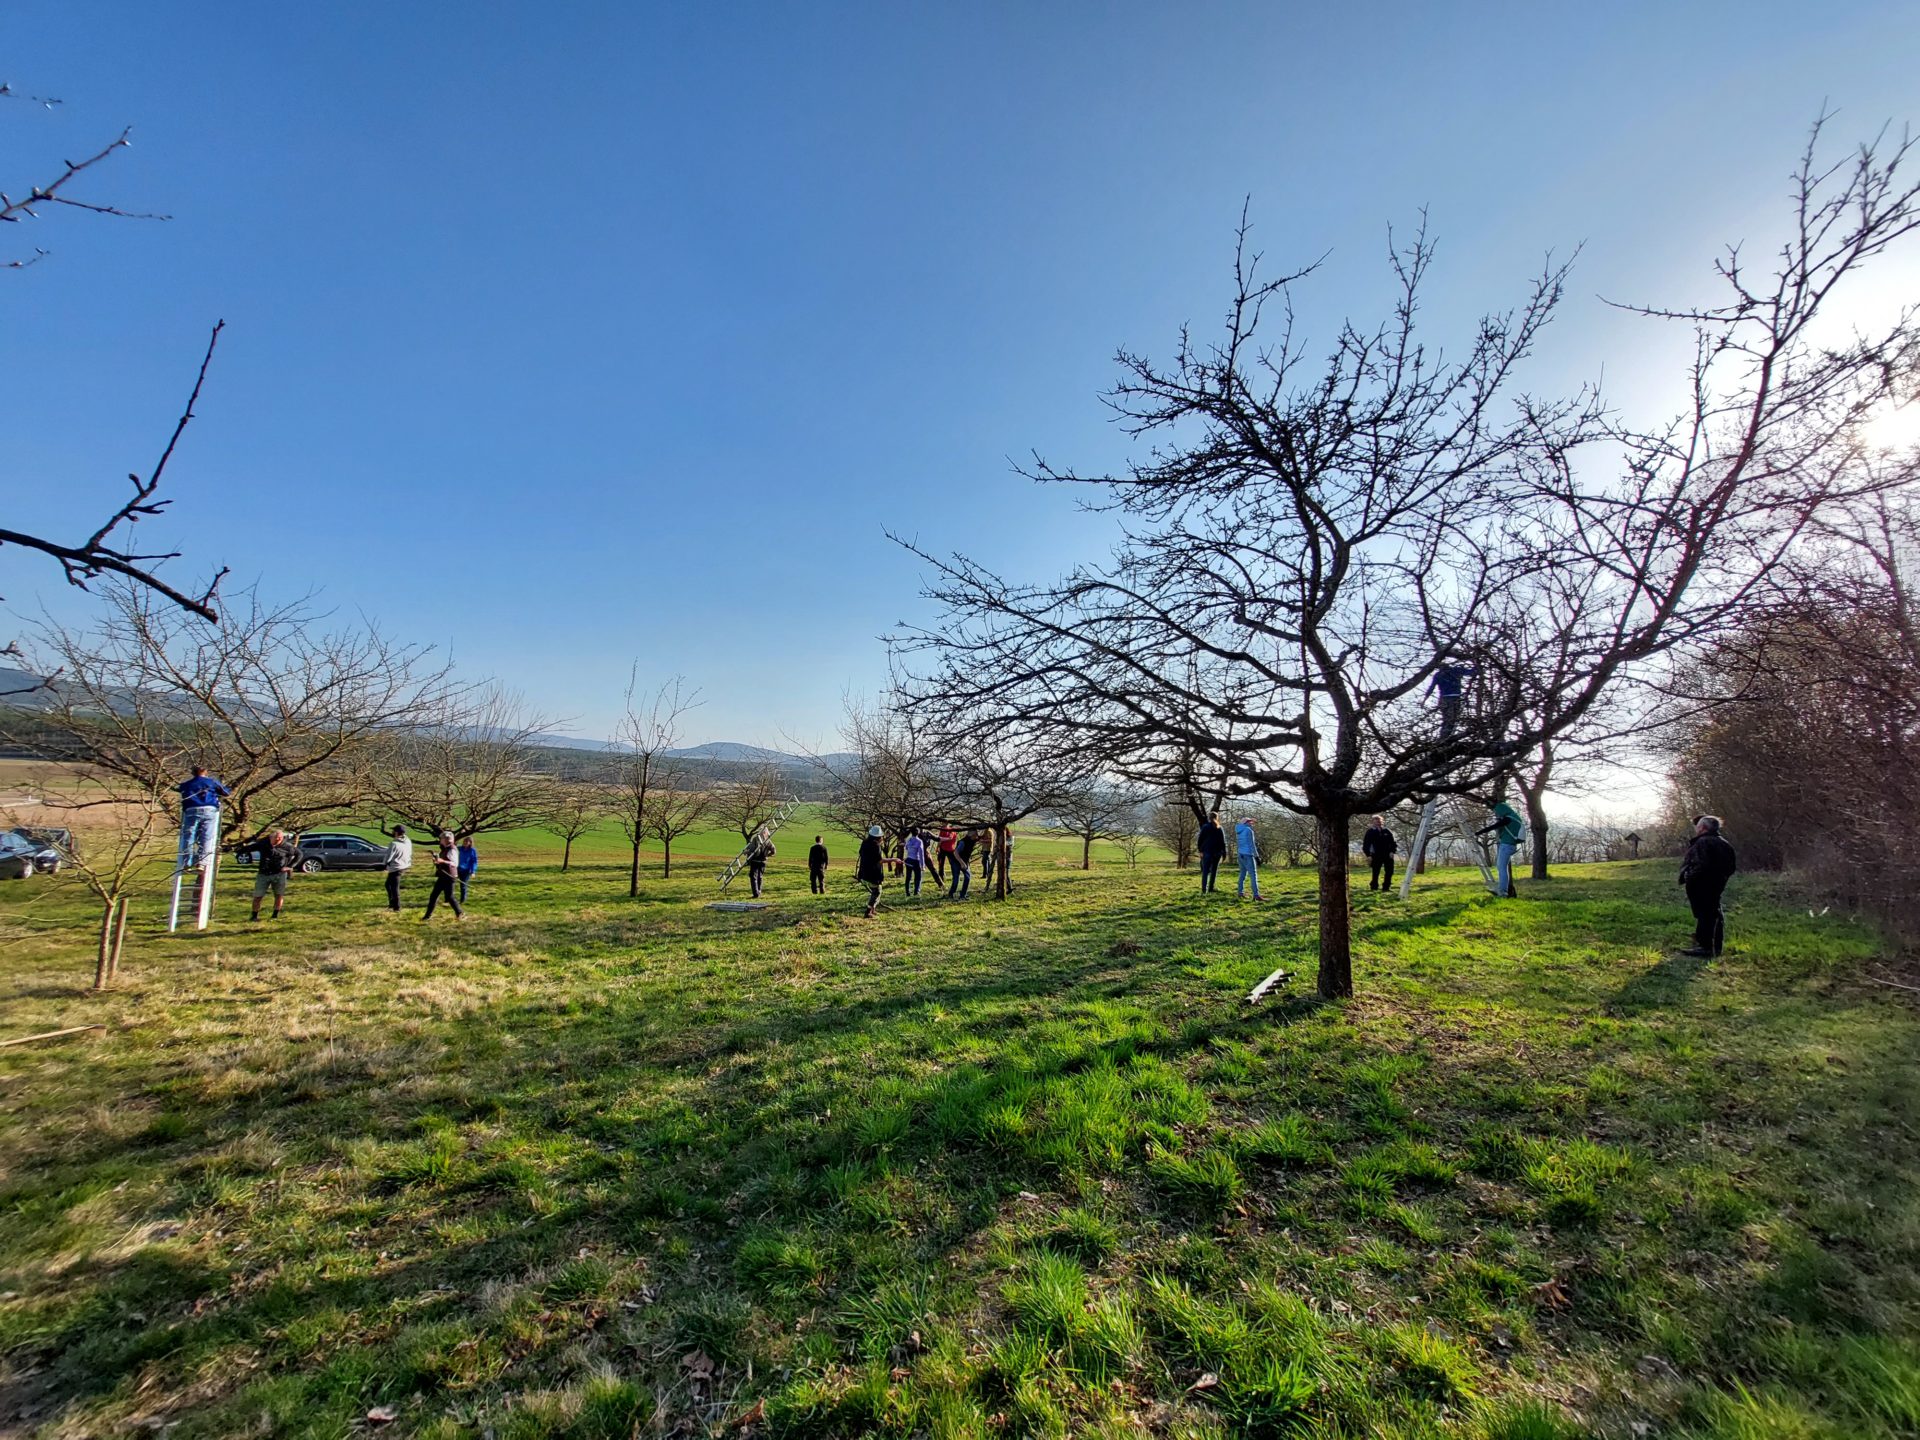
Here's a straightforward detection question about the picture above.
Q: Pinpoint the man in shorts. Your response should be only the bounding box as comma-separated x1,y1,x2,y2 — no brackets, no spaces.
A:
250,828,299,921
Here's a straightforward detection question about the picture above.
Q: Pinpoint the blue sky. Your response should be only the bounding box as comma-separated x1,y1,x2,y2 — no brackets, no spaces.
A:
4,2,1917,750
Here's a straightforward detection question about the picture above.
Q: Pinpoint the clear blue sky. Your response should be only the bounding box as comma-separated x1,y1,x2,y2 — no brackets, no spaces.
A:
5,2,1916,748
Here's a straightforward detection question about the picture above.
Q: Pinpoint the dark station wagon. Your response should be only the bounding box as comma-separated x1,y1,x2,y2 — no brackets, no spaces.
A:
232,830,390,873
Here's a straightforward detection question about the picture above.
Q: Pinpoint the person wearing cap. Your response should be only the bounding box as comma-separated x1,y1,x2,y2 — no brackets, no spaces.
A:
423,830,464,919
381,825,413,911
856,824,886,917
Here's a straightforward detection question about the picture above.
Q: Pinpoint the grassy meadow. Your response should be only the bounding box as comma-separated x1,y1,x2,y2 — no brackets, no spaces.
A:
0,854,1916,1440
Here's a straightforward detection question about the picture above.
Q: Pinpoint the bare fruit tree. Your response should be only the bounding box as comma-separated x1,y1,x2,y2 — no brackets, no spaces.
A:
711,762,790,848
539,782,613,871
611,673,697,897
644,784,713,877
816,696,947,841
1,86,227,632
8,579,455,841
365,686,555,839
900,122,1920,998
1147,794,1197,870
1049,783,1143,870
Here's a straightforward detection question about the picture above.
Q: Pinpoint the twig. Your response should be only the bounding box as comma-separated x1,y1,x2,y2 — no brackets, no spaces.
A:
1863,971,1920,995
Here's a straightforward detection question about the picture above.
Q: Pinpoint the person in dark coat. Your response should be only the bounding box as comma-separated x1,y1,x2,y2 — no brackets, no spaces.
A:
807,835,829,894
744,824,776,899
1196,811,1227,894
1678,815,1737,957
856,824,886,917
1361,814,1398,891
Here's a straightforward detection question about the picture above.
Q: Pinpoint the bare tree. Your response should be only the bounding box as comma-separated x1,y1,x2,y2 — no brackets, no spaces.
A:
611,674,697,897
1,87,227,628
8,579,454,842
919,718,1086,899
815,696,947,841
1048,782,1142,869
365,686,555,839
8,774,171,988
539,782,612,871
644,784,713,877
710,762,790,847
1112,824,1148,869
899,122,1920,998
1147,794,1197,869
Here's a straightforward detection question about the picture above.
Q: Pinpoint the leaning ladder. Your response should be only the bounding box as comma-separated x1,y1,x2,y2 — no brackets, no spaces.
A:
167,810,221,932
1398,796,1499,900
717,796,803,892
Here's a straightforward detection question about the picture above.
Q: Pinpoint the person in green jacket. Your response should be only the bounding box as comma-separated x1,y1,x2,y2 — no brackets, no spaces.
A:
1476,798,1526,898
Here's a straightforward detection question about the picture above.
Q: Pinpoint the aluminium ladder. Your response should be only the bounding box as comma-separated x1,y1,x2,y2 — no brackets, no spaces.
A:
167,809,221,932
1397,795,1500,900
717,796,803,892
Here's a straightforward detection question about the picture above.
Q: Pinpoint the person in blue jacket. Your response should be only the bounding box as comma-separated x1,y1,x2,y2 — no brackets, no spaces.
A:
1428,658,1479,738
1235,815,1263,901
175,765,230,871
456,836,479,904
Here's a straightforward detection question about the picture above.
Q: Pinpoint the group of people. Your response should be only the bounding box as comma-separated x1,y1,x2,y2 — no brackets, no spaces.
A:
804,822,1015,917
174,759,1739,953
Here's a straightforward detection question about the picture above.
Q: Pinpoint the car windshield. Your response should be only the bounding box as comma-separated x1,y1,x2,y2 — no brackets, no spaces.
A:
0,834,34,856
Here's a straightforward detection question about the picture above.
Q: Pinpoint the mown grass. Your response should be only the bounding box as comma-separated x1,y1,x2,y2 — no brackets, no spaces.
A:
0,858,1915,1440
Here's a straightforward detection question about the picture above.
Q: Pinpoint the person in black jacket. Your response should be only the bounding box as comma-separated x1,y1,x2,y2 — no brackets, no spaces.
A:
1361,814,1398,891
1678,815,1737,957
1196,811,1227,894
807,835,829,894
857,825,886,917
744,825,776,899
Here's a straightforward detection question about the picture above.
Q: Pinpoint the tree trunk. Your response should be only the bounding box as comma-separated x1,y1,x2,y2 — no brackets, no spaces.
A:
1527,796,1550,880
995,821,1009,900
1314,811,1353,1000
94,897,119,991
562,836,573,871
1082,834,1092,870
629,836,641,897
662,839,673,877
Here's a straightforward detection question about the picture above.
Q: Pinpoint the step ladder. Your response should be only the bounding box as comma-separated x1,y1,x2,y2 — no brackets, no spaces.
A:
167,810,221,932
717,796,802,892
1398,795,1499,899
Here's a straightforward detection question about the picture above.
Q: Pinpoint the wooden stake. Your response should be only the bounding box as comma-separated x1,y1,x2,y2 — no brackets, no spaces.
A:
110,899,131,981
95,897,119,990
1,1024,105,1049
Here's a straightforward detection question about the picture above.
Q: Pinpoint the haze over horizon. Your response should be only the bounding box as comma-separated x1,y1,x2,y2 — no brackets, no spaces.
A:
5,1,1917,809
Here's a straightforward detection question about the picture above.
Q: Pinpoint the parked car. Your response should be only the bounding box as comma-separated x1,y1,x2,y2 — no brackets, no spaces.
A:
0,832,42,881
232,831,389,873
3,827,65,876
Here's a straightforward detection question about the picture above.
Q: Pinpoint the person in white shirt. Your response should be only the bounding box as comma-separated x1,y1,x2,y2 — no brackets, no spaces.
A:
382,825,413,912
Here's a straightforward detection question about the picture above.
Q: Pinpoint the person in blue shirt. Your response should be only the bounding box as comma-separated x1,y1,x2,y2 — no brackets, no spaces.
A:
1235,816,1263,901
1427,658,1478,738
456,837,479,904
175,765,230,871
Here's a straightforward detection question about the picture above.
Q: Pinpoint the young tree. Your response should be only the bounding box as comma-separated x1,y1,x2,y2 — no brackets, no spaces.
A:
1147,794,1197,869
710,762,790,848
644,784,713,878
816,696,947,841
539,782,612,871
9,775,172,988
1049,782,1142,869
900,122,1920,998
611,675,696,897
10,580,454,841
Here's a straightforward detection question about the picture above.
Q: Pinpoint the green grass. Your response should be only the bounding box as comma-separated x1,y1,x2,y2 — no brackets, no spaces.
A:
0,858,1915,1439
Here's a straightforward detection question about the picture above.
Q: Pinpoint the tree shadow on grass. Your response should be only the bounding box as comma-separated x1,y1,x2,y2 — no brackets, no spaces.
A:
1606,952,1711,1015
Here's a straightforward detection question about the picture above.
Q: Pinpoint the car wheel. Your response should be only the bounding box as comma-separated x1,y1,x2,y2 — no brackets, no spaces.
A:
300,857,324,874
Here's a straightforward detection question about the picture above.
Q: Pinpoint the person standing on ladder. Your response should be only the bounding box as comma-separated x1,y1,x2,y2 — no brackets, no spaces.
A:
1428,657,1479,739
175,765,230,871
1475,796,1525,898
1362,814,1398,892
744,824,776,899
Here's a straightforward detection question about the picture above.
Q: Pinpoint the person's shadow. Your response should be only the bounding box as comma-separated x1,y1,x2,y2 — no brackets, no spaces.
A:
1607,951,1711,1014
